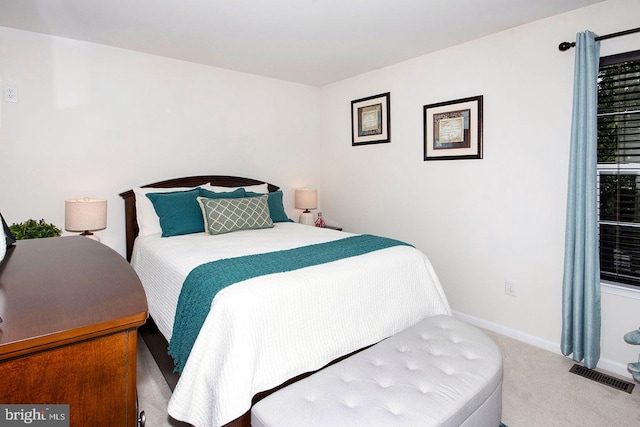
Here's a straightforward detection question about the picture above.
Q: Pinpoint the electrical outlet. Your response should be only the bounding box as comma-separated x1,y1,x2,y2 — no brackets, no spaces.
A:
505,279,517,297
3,85,18,103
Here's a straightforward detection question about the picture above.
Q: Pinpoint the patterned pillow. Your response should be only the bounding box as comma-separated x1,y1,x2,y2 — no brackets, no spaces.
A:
197,195,274,235
245,190,292,223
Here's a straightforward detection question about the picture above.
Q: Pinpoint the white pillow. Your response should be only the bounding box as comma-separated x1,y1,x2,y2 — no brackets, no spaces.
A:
133,187,197,236
203,183,269,194
0,223,5,263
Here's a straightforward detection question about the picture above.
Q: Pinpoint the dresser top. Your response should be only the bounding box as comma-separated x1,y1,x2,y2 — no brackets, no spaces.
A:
0,236,147,360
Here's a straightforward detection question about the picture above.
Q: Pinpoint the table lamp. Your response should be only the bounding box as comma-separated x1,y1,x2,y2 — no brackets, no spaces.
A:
295,188,317,225
65,197,107,241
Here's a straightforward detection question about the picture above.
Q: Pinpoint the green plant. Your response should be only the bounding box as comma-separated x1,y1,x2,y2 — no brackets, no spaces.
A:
9,219,62,240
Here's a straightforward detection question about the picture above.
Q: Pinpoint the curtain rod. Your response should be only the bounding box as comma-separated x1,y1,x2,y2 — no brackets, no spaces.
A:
558,27,640,51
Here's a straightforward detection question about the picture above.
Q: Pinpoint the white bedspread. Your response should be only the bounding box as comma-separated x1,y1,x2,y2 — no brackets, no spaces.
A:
131,223,451,427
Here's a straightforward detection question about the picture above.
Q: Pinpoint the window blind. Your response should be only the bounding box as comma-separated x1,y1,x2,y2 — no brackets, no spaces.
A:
597,50,640,287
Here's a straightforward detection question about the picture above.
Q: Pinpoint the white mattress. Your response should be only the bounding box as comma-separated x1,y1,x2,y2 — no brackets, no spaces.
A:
131,222,452,427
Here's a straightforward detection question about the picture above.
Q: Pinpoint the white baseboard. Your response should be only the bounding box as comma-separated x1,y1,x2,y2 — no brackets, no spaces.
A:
452,310,632,380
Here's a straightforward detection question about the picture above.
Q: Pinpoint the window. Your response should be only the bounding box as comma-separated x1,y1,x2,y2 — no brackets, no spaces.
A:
597,50,640,288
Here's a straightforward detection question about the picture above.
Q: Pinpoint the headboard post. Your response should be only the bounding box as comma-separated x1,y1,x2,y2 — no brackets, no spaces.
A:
118,189,138,261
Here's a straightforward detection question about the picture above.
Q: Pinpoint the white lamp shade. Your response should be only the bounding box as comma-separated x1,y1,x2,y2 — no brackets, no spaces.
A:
65,198,107,232
295,188,317,210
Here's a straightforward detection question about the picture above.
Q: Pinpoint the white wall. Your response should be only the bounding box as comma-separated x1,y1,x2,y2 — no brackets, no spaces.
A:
319,0,640,377
0,26,321,255
1,0,639,378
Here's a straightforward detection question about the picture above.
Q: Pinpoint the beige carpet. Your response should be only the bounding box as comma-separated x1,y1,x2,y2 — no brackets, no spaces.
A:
136,335,189,427
137,331,640,426
487,331,640,427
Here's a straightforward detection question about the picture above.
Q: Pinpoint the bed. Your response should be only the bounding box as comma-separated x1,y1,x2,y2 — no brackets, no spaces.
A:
120,175,452,427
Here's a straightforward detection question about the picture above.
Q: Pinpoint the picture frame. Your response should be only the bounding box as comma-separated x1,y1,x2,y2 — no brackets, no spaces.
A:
423,95,483,161
351,92,391,146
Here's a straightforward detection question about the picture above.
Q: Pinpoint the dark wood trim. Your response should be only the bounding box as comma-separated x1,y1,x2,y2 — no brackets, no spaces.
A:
138,317,180,391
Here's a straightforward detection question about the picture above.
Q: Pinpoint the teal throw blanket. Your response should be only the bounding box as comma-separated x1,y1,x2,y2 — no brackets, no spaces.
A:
168,234,411,372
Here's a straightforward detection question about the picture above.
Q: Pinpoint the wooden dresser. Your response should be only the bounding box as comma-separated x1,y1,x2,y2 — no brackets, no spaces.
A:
0,236,147,426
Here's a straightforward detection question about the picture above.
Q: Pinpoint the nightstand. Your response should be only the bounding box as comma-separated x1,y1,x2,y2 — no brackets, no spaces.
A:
0,237,147,426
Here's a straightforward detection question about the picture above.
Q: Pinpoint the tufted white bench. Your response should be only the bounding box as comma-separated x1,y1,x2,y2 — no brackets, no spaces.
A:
251,315,503,427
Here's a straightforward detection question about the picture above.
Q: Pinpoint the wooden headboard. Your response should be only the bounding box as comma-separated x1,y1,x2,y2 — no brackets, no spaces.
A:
119,175,280,261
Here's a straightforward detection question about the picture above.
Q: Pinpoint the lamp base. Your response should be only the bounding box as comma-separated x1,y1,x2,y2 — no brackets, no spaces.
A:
299,211,315,225
80,231,101,242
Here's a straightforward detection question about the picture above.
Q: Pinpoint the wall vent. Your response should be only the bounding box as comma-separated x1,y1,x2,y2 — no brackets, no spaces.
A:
569,364,635,394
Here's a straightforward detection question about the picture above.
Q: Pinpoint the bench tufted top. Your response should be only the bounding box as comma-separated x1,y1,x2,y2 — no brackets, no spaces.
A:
252,315,503,427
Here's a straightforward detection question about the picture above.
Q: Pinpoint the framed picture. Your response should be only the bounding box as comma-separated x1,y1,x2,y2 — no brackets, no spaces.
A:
423,95,483,161
351,92,391,146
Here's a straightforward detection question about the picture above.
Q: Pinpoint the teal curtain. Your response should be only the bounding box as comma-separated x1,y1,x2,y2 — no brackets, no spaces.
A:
561,31,601,369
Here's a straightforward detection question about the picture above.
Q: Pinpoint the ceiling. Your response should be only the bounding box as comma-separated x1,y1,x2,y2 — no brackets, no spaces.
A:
0,0,605,86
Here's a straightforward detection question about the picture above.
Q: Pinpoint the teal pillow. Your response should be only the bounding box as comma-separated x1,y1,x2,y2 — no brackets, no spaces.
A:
199,187,246,199
197,195,274,235
147,188,203,237
147,188,246,237
246,190,292,223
